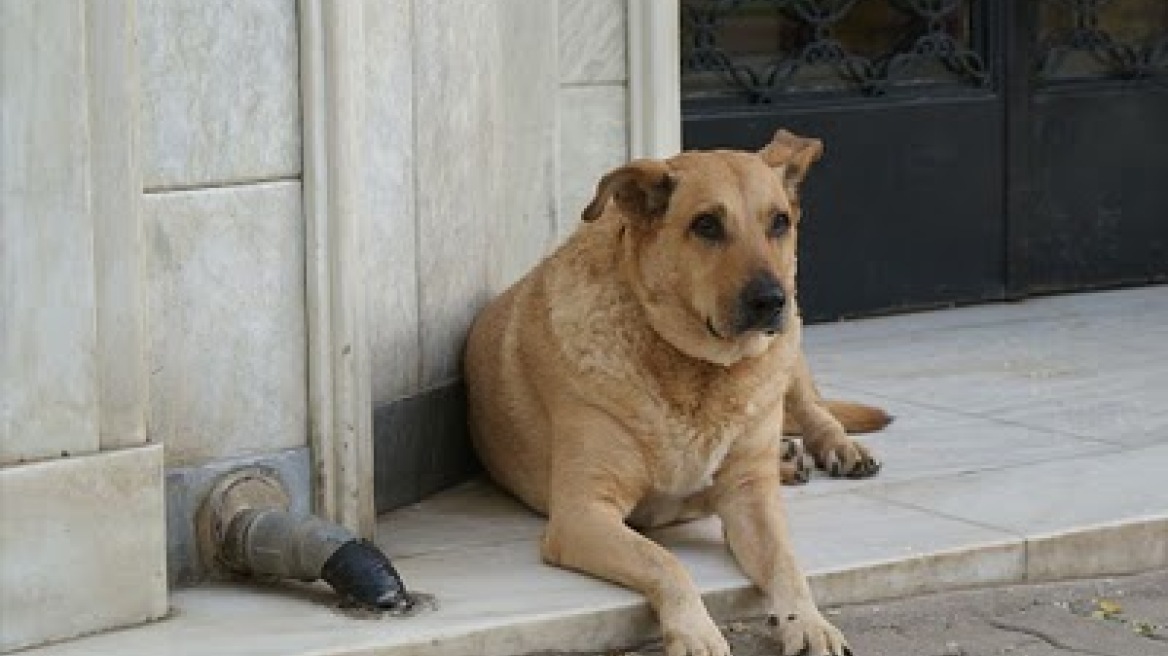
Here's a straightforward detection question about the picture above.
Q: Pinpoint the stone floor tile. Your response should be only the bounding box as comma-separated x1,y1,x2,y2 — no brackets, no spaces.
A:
862,444,1168,537
378,479,543,559
787,391,1115,497
807,318,1161,439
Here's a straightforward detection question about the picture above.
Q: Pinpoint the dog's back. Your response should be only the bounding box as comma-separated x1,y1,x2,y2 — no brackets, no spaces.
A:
465,219,629,513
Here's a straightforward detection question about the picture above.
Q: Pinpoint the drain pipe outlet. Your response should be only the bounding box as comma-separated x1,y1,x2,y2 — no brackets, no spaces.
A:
199,468,412,611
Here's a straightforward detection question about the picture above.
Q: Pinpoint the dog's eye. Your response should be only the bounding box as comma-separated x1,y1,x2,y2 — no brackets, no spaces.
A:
768,212,791,238
690,213,725,242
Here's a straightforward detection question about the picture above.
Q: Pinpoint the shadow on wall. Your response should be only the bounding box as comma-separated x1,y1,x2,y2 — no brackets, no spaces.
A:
373,382,482,513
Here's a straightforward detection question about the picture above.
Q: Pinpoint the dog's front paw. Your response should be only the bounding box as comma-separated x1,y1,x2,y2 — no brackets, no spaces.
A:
780,438,814,486
767,605,851,656
809,436,881,479
661,605,731,656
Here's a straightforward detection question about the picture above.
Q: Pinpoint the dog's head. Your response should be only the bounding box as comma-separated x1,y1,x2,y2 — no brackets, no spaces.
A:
582,129,823,366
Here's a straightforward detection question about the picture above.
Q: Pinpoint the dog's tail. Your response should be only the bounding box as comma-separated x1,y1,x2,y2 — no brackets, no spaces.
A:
823,399,893,434
784,399,894,435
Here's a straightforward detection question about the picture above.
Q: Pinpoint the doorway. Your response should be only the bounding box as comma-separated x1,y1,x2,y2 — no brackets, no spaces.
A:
680,0,1168,321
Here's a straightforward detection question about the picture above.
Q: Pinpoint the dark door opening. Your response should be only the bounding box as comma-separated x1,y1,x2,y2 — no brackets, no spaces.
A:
680,0,1168,322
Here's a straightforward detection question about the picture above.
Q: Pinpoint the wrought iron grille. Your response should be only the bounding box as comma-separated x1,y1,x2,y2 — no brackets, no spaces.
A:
1037,0,1168,83
680,0,990,105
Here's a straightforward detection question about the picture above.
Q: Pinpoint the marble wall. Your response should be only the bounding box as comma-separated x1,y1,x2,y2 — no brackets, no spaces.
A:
144,183,306,466
110,0,631,493
558,0,631,236
137,0,307,466
365,0,631,409
1,0,100,464
130,0,634,492
2,0,628,477
0,446,167,652
2,2,168,648
363,0,632,510
137,0,301,189
2,8,636,640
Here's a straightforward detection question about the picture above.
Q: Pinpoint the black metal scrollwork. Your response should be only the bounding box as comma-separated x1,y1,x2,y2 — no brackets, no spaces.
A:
1150,35,1168,70
883,0,989,88
768,0,881,98
681,0,989,104
1038,0,1168,82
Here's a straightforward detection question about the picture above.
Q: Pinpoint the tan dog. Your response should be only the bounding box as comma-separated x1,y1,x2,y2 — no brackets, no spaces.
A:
465,130,889,656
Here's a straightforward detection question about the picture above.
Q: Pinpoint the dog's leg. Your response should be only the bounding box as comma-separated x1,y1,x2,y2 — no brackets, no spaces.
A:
540,407,729,656
542,495,729,656
715,444,850,655
784,353,881,478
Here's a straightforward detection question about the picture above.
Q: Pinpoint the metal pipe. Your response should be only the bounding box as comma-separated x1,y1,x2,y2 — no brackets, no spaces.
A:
199,468,412,610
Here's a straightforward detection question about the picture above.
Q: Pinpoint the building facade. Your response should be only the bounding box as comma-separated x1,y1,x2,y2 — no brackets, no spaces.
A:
2,0,1164,652
2,1,655,651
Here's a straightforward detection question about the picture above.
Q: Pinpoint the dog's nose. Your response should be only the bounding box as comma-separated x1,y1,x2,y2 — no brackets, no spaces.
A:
738,274,787,333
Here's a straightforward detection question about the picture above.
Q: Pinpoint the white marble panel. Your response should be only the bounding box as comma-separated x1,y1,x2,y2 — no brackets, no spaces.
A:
560,0,628,84
364,0,421,404
144,182,307,465
0,0,99,464
89,0,148,449
0,445,166,652
138,0,300,189
557,84,630,239
490,0,559,290
413,0,500,386
863,444,1168,538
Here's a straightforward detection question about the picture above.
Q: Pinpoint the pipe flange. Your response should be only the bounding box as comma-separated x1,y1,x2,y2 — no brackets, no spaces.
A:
196,467,290,574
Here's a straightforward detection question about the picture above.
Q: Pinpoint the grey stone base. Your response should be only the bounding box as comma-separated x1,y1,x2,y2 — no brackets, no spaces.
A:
165,447,311,585
374,381,481,512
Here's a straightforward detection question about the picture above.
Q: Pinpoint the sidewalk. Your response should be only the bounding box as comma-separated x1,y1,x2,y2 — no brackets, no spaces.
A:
19,286,1168,656
540,569,1168,656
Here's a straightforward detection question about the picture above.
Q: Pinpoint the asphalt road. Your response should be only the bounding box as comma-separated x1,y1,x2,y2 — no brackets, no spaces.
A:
526,569,1167,656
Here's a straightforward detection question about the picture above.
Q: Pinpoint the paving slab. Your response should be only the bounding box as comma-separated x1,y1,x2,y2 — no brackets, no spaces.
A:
860,444,1168,538
785,391,1113,498
806,286,1168,448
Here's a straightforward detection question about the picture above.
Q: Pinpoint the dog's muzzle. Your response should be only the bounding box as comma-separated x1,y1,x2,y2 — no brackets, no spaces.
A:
736,273,787,335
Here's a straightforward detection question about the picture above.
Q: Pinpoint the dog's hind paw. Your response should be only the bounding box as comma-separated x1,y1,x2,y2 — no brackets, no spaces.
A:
780,438,814,486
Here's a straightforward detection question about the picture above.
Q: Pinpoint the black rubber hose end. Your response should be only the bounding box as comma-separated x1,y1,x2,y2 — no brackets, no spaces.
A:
321,539,412,611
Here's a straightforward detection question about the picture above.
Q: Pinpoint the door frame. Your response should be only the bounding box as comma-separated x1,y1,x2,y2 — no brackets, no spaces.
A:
299,0,376,539
628,0,683,158
306,0,701,535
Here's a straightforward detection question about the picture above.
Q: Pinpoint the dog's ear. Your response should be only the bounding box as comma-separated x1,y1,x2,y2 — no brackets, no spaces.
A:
581,159,676,222
759,129,824,197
